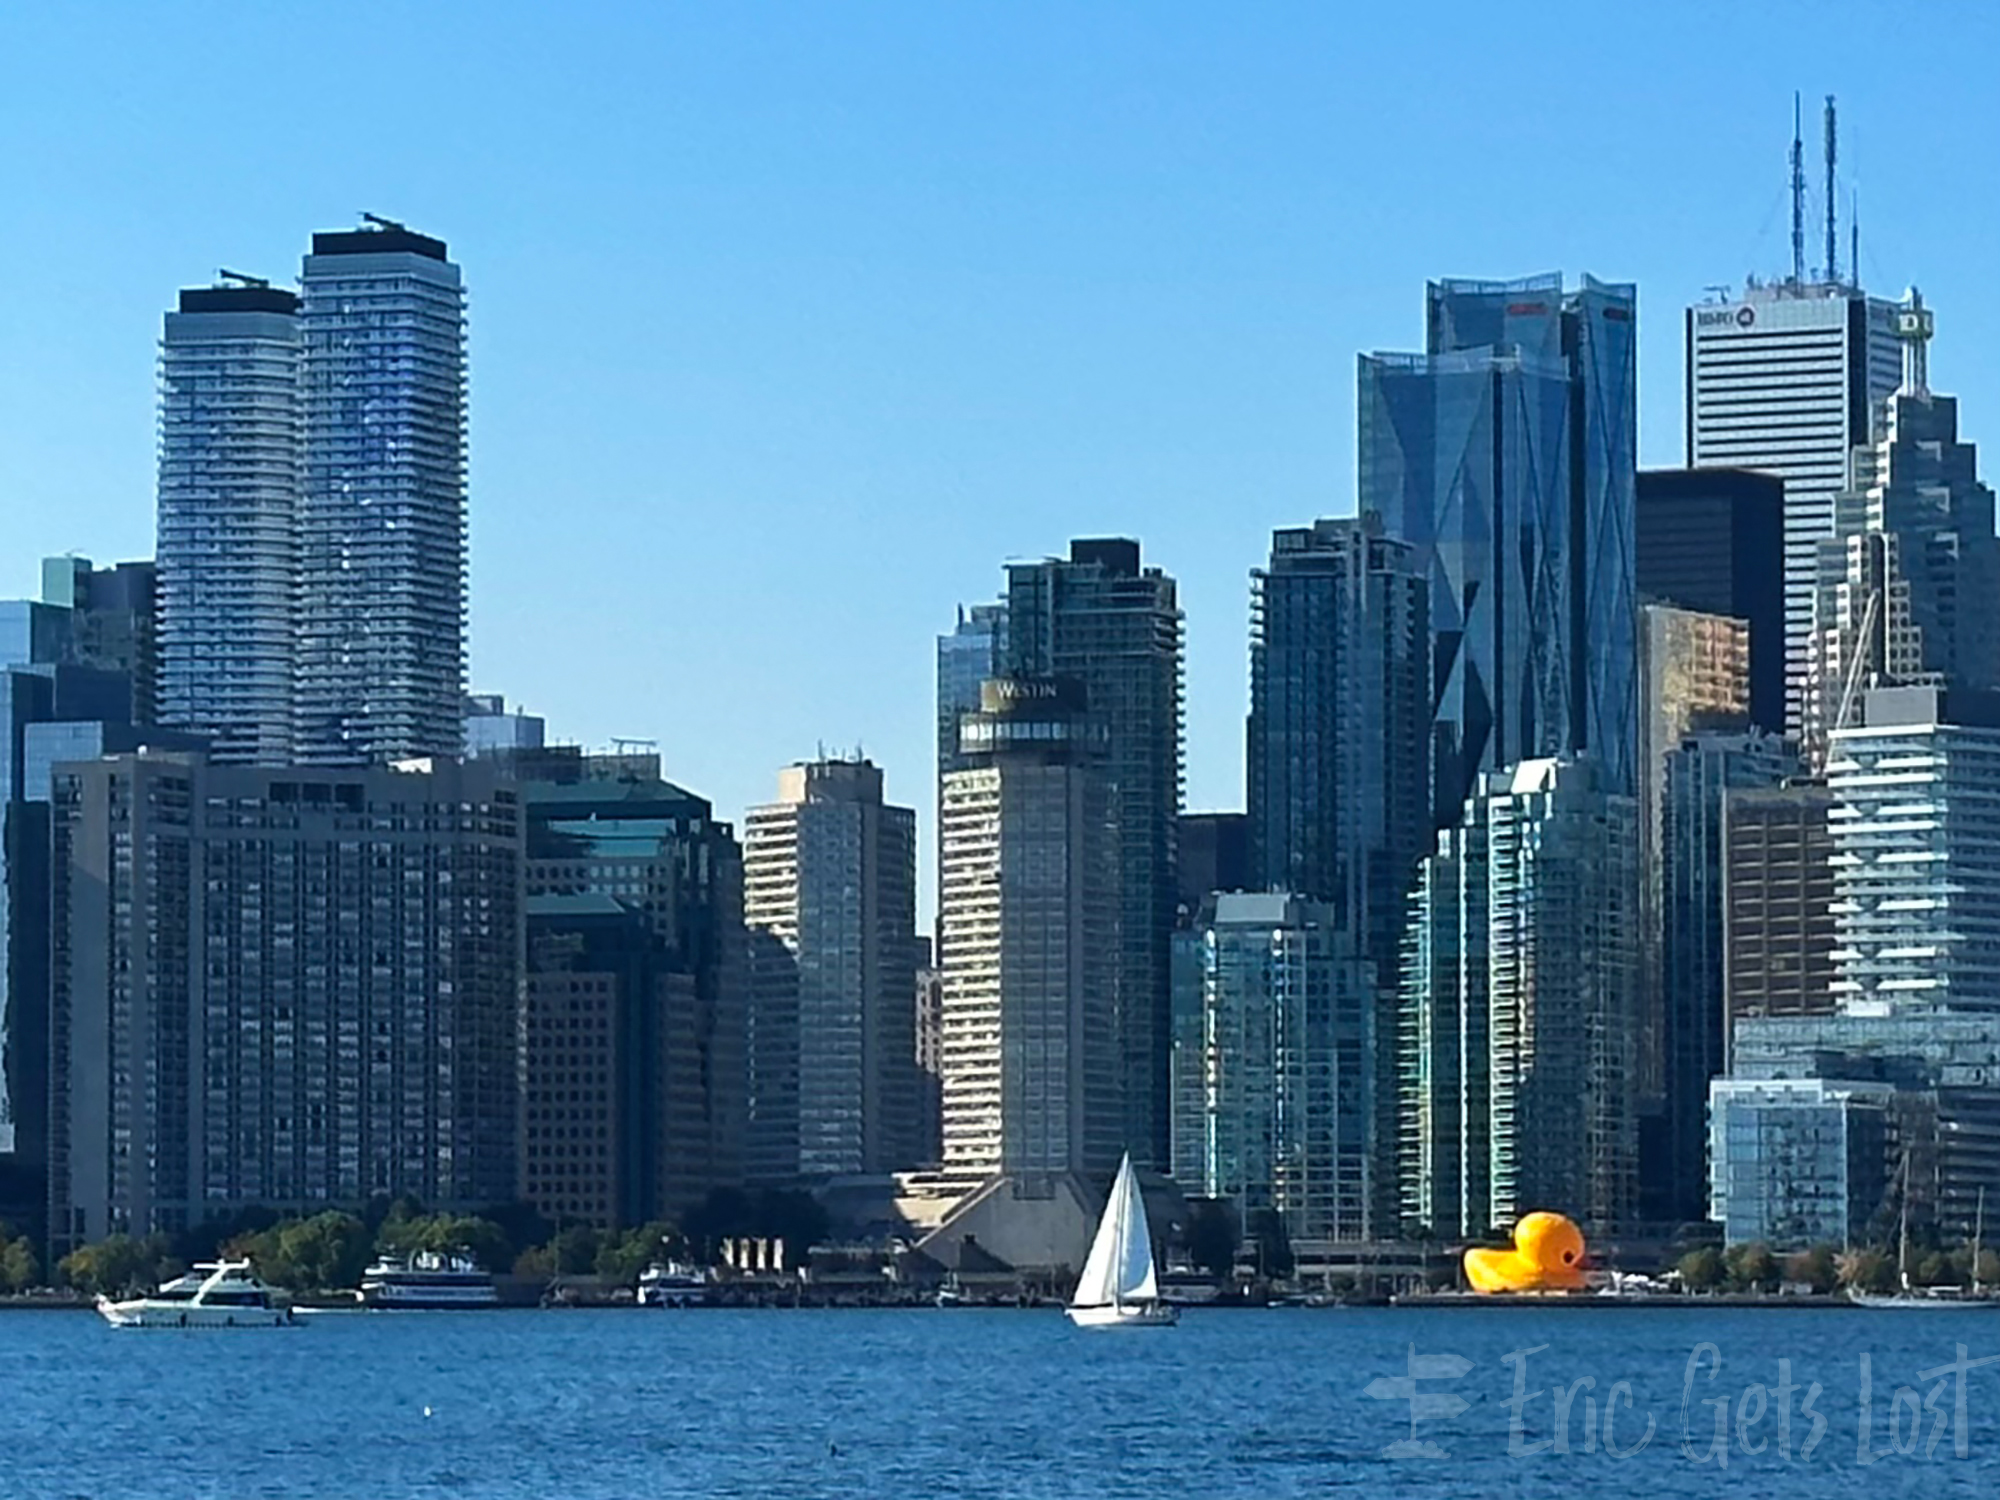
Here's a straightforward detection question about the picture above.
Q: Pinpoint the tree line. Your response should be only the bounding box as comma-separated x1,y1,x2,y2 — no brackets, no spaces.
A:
1675,1241,2000,1294
42,1186,831,1297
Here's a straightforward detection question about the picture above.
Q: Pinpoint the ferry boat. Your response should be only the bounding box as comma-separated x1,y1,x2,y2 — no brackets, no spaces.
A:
357,1251,500,1310
636,1261,710,1308
97,1259,294,1329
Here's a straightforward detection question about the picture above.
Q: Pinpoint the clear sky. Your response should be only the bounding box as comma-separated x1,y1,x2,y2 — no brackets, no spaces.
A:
5,2,1999,918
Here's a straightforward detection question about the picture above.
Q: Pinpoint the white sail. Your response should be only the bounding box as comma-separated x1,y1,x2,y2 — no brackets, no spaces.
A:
1072,1154,1157,1307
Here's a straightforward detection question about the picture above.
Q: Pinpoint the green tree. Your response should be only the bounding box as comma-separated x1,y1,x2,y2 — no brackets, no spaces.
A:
1724,1241,1779,1292
1,1235,40,1292
596,1221,679,1284
1977,1248,2000,1290
1184,1200,1239,1281
58,1233,175,1296
1837,1248,1897,1293
1783,1244,1838,1294
549,1225,603,1276
1676,1247,1724,1292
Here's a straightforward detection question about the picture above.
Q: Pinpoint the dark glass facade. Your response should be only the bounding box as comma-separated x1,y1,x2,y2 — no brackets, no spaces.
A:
1004,541,1182,1169
1364,273,1638,829
1636,468,1787,735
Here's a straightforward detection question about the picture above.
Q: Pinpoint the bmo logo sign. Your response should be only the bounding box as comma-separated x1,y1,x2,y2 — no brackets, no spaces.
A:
1696,306,1757,330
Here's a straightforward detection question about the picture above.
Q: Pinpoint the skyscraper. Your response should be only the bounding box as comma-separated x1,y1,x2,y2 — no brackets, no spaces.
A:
1722,780,1837,1031
156,279,302,764
47,755,523,1254
1364,273,1638,828
937,678,1119,1180
742,757,919,1181
41,557,159,729
296,221,467,765
1003,540,1182,1168
1685,280,1904,723
1635,468,1786,734
1246,515,1429,1235
1400,757,1639,1238
1172,893,1372,1241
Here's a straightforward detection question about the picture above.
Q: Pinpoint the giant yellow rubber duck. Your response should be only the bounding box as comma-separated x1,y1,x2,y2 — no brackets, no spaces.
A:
1463,1212,1588,1293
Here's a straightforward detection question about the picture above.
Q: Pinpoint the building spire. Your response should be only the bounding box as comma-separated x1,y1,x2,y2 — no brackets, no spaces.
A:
1790,93,1806,288
1896,288,1933,396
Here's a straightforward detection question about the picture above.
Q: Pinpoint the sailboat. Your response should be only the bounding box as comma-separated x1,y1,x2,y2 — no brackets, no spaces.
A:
1851,1156,2000,1310
1067,1153,1177,1328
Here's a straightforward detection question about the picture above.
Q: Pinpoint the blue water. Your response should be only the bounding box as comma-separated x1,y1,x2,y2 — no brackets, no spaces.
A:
7,1307,2000,1497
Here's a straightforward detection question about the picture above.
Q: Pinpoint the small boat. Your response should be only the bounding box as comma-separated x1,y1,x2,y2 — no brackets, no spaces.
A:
934,1274,969,1308
637,1261,710,1308
1066,1153,1177,1329
97,1259,294,1329
1851,1161,2000,1310
357,1250,500,1310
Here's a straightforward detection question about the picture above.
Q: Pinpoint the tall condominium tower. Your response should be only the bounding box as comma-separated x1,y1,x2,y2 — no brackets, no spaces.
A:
1686,281,1903,724
297,222,468,765
1364,273,1638,829
743,757,919,1181
1246,515,1429,1235
1004,540,1181,1168
41,557,160,729
46,756,523,1254
1635,468,1786,735
1722,780,1837,1033
1171,893,1373,1241
156,281,302,763
1400,757,1639,1238
937,678,1119,1180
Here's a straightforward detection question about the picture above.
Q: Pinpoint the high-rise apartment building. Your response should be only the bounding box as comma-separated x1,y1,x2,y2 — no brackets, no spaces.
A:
1825,687,2000,1011
743,757,919,1181
1685,280,1904,722
47,756,523,1254
1400,757,1639,1238
523,768,746,1212
1364,273,1638,827
156,281,302,764
1721,780,1837,1034
1003,540,1181,1168
1175,812,1248,919
297,223,468,765
937,678,1119,1180
1172,893,1372,1241
1635,468,1786,734
1655,729,1797,1223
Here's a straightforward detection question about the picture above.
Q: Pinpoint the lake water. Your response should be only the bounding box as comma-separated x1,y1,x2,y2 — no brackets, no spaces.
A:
7,1306,2000,1497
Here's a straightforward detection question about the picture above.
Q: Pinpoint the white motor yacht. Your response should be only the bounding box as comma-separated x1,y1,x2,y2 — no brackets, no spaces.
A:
97,1259,293,1329
636,1261,710,1308
358,1251,500,1309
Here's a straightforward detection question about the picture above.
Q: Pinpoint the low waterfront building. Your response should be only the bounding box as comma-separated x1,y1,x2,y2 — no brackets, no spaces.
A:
1707,1077,1893,1250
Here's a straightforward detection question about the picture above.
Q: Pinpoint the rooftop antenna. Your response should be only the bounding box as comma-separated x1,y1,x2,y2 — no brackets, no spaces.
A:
1823,95,1838,283
1789,92,1806,288
1703,283,1732,304
360,211,407,232
217,269,269,288
1850,188,1860,292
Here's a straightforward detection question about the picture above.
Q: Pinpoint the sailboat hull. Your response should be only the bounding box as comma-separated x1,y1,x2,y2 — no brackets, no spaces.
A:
1065,1302,1178,1329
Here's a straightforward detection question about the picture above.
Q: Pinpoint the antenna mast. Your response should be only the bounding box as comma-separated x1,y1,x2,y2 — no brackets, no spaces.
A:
1823,95,1838,283
1851,191,1860,290
1789,93,1806,287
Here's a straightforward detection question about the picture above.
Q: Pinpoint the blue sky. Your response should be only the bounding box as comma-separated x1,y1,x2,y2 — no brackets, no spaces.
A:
4,2,1998,912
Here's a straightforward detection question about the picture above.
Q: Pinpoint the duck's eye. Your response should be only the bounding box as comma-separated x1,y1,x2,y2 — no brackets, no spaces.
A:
1563,1251,1576,1264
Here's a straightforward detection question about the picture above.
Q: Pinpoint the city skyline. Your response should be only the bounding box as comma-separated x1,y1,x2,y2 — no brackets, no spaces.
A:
7,8,1999,902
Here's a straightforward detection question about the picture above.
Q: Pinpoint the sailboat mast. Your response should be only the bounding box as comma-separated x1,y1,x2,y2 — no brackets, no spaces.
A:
1898,1150,1912,1291
1111,1159,1126,1309
1976,1187,1987,1295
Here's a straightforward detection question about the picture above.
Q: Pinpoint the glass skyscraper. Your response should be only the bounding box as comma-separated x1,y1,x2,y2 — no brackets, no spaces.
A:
297,223,468,765
1004,540,1182,1169
1363,273,1638,829
156,282,302,764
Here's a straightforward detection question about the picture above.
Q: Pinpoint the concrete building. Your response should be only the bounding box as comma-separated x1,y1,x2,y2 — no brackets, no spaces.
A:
742,757,919,1181
47,756,523,1255
1400,757,1639,1238
1365,274,1638,827
1171,893,1372,1241
297,222,468,765
937,677,1119,1181
523,769,746,1214
1685,279,1904,724
1003,540,1181,1168
1825,687,2000,1011
155,281,302,765
914,947,943,1168
1721,780,1838,1035
1635,468,1787,734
